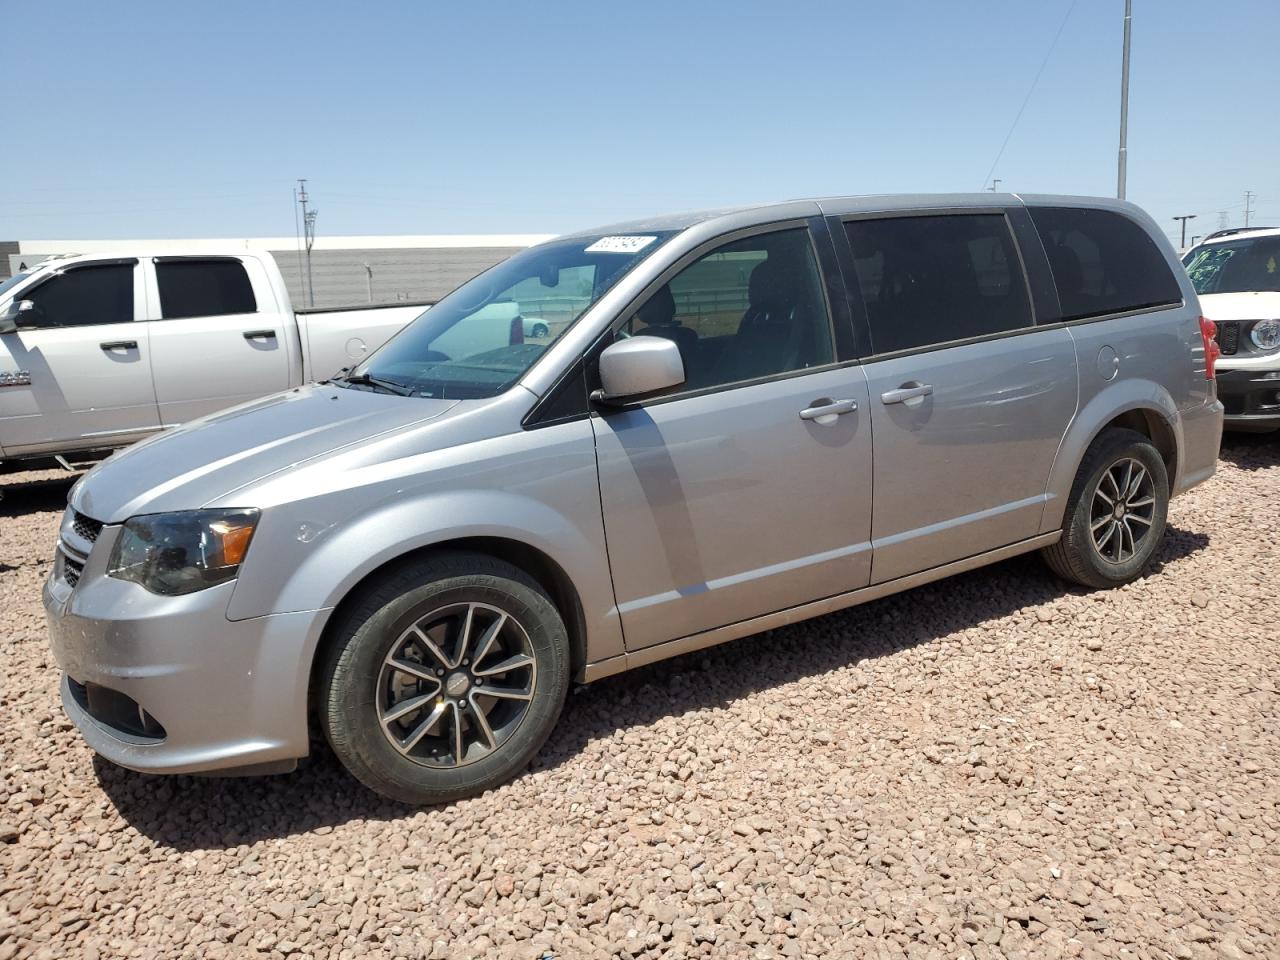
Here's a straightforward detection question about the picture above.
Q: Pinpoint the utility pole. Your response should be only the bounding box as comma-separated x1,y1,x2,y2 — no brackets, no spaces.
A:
297,179,318,307
1173,214,1196,249
364,263,373,304
1117,0,1132,200
1244,191,1256,228
1218,211,1229,230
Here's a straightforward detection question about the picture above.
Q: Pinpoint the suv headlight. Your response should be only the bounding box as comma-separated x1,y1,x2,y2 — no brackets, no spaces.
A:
108,509,259,595
1250,319,1280,351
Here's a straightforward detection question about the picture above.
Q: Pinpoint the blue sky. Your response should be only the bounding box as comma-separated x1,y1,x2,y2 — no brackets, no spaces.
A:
6,0,1277,246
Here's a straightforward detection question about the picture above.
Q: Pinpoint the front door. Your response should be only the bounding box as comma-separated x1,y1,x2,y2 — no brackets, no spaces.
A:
145,257,292,425
840,211,1078,584
0,260,159,455
592,225,874,651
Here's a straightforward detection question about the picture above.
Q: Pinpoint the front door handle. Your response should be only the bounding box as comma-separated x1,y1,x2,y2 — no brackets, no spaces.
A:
243,329,277,340
99,340,138,351
880,382,933,405
799,397,859,422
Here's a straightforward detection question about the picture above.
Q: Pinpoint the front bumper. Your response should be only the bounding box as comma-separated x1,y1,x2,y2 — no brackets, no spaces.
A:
44,521,329,775
1216,367,1280,430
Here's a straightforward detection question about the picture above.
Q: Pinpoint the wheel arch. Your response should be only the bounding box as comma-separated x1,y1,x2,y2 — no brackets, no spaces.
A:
1042,382,1182,532
320,536,588,673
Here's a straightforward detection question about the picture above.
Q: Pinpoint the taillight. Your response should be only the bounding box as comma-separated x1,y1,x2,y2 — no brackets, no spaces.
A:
509,315,524,346
1199,316,1220,380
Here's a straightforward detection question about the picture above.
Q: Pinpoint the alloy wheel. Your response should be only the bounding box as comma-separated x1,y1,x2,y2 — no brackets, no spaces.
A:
376,602,537,768
1089,457,1156,564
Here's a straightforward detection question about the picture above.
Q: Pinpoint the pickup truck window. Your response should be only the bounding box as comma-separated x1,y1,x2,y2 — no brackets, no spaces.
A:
157,259,257,319
349,231,676,399
22,264,134,328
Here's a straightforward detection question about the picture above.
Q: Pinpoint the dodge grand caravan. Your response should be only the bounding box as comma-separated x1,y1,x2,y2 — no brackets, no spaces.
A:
46,195,1223,803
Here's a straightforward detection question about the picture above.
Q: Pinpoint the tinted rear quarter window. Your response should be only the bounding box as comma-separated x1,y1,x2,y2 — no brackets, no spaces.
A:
844,214,1033,354
1028,207,1182,321
157,259,257,319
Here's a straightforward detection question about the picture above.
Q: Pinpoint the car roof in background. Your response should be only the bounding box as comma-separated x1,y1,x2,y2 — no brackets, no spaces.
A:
1198,227,1280,246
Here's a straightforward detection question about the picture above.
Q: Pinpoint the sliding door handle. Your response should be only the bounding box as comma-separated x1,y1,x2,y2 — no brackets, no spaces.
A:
243,329,277,340
799,397,858,421
880,382,933,405
99,340,138,351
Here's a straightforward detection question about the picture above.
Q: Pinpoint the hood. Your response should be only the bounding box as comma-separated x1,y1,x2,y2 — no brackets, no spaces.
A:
1198,290,1280,322
72,384,459,523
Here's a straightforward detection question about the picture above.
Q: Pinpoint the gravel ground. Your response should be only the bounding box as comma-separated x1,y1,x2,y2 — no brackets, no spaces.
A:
2,439,1278,960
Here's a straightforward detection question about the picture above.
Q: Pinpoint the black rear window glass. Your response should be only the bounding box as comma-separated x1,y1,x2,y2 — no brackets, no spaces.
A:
157,259,257,319
844,214,1033,354
1029,207,1182,321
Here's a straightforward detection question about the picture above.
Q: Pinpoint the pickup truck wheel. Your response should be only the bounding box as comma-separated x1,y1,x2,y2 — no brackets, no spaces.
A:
319,553,569,804
1041,428,1169,589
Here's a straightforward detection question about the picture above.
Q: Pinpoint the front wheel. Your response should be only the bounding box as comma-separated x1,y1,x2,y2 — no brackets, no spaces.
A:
1041,428,1170,589
319,553,569,804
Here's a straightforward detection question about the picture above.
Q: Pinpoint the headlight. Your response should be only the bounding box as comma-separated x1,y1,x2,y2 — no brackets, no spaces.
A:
1250,319,1280,351
108,509,259,595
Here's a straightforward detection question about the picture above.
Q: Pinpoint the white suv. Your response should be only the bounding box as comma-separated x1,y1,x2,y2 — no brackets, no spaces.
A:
1184,227,1280,431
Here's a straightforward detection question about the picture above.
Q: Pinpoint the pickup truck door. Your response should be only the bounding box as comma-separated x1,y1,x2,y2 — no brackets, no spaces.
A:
0,260,160,456
144,256,293,425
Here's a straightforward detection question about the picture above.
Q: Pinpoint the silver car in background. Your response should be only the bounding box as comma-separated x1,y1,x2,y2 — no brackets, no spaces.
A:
45,194,1223,803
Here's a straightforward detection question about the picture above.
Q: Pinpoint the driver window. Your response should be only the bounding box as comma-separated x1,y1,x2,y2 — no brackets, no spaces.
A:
22,265,134,328
626,227,833,391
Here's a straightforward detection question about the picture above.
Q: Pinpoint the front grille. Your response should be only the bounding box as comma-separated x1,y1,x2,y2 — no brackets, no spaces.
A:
1217,321,1240,356
62,555,84,587
72,511,103,543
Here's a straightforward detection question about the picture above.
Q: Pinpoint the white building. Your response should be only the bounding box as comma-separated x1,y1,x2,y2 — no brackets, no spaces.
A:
2,234,553,308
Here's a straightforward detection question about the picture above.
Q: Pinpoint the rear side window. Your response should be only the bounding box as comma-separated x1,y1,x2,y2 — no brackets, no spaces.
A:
156,259,257,319
24,264,134,327
1029,207,1182,321
844,214,1033,354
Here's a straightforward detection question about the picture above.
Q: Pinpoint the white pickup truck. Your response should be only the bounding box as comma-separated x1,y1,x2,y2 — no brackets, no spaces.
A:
0,251,430,463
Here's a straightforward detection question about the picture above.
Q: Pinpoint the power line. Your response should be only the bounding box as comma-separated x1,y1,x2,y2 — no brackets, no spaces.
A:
980,0,1079,191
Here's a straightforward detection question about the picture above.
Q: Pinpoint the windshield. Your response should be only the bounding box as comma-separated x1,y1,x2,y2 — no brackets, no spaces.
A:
0,272,31,300
1184,236,1280,294
347,231,676,399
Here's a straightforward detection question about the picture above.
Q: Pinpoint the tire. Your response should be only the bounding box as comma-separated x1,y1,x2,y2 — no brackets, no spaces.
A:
531,322,549,339
319,552,570,804
1041,428,1169,589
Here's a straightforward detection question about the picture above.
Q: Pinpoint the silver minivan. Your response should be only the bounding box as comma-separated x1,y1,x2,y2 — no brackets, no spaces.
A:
45,195,1223,803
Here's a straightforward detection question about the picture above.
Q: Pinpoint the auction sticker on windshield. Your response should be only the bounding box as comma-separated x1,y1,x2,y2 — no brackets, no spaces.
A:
584,235,657,254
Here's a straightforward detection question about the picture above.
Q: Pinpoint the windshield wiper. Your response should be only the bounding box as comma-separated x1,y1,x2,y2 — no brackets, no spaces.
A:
340,372,414,396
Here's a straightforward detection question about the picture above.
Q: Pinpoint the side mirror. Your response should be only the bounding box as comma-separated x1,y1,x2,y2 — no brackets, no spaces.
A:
595,336,685,403
0,300,38,333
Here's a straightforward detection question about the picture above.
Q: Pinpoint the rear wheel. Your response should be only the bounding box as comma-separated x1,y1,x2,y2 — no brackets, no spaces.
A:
1041,428,1169,589
319,553,569,804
